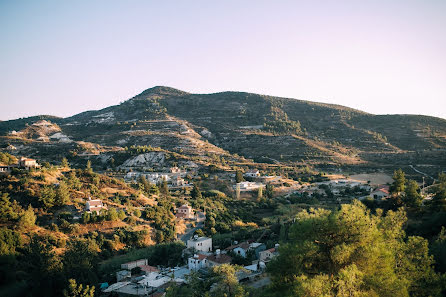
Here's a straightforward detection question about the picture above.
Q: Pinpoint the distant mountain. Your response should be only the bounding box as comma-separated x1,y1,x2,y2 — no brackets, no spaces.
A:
1,86,446,174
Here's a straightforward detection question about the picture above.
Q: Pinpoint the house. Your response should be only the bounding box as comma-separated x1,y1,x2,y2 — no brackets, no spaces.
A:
234,181,265,191
207,250,232,268
187,235,212,252
176,204,194,220
121,259,148,270
171,176,186,187
170,167,182,174
137,272,171,290
18,157,39,169
139,265,159,275
250,242,267,259
226,241,266,259
259,244,280,262
188,254,208,271
0,165,12,175
244,169,260,178
371,186,390,200
116,270,131,281
85,197,105,214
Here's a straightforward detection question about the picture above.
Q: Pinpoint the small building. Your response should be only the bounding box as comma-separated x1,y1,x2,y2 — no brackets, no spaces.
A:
187,235,212,252
170,167,182,174
176,204,194,220
121,259,148,270
171,176,186,187
188,254,208,271
116,270,131,282
234,181,265,191
0,165,12,175
244,169,260,178
207,250,232,268
226,241,266,259
85,197,105,214
140,265,159,275
259,245,280,263
18,157,39,169
371,186,390,200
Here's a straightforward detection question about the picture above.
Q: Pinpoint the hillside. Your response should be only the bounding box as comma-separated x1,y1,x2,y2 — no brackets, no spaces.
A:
1,86,446,175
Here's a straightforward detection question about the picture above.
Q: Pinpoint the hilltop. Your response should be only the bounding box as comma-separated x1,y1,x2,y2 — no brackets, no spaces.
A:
1,87,445,176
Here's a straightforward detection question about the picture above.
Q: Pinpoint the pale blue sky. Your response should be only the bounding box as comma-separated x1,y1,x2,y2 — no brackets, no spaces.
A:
1,0,445,120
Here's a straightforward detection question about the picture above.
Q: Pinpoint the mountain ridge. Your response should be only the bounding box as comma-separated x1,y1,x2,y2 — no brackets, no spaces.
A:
1,86,445,175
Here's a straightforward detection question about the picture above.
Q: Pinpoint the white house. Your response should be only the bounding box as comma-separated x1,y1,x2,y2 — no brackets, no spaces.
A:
244,169,260,178
234,182,265,191
187,235,212,252
18,157,39,169
188,254,208,271
85,198,106,214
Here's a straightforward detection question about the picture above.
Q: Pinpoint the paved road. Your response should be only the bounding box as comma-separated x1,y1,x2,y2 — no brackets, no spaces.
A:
409,165,435,181
179,212,206,243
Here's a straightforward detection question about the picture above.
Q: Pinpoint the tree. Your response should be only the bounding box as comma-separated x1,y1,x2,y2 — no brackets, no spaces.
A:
85,160,92,174
257,186,263,201
63,279,95,297
18,205,36,229
211,264,247,297
61,157,69,168
159,178,169,197
236,170,244,183
267,201,442,296
432,173,446,211
55,181,70,206
390,169,406,195
107,208,119,221
404,180,422,207
39,186,56,208
63,239,99,285
0,193,15,222
117,209,126,220
133,209,141,218
0,227,21,255
191,183,202,200
265,184,274,199
22,236,64,296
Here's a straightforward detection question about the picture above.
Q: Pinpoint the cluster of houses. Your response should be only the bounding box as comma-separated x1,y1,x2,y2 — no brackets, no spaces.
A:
296,178,392,201
0,156,40,174
102,235,279,296
124,167,190,188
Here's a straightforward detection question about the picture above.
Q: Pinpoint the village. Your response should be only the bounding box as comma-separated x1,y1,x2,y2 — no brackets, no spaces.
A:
0,154,438,297
101,229,279,296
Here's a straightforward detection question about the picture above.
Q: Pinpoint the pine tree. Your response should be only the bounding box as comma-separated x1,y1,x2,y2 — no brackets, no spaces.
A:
85,160,92,174
61,157,69,168
55,181,70,206
404,180,422,207
390,169,406,194
19,205,36,229
236,170,244,183
191,183,202,200
63,279,95,297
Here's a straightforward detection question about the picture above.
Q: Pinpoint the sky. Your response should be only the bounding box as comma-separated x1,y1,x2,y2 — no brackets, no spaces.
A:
1,0,445,120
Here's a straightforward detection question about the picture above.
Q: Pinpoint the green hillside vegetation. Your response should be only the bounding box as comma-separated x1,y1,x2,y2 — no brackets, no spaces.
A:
1,87,445,175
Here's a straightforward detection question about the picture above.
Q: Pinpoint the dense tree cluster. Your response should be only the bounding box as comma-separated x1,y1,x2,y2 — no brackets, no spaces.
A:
266,201,444,296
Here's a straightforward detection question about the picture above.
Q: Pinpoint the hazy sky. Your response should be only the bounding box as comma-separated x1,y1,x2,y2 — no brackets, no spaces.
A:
1,0,445,120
